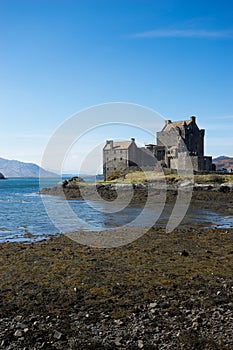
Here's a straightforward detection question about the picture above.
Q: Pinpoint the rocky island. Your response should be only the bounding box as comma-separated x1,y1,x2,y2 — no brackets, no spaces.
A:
0,172,5,179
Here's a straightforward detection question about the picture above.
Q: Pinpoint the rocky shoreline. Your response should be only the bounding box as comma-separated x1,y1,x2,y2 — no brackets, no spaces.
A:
0,225,233,349
39,178,233,216
1,183,233,349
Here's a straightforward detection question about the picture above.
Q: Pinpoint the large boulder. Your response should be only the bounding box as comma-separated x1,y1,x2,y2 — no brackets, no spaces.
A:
194,183,214,191
219,182,233,192
63,176,85,189
0,172,5,179
53,176,85,189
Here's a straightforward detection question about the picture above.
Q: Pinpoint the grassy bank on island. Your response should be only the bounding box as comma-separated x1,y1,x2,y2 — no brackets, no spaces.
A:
107,170,233,185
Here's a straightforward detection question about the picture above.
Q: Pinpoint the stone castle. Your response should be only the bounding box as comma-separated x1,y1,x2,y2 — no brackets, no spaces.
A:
103,116,212,180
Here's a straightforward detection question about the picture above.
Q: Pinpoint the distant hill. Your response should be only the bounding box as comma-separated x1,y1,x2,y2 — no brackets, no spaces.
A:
0,157,58,178
213,156,233,171
213,155,230,162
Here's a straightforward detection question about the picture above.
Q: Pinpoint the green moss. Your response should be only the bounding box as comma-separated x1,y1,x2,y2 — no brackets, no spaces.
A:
107,169,122,181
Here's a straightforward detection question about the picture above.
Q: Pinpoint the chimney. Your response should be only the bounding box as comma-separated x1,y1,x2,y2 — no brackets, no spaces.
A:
106,140,113,149
165,120,172,125
131,138,135,142
190,116,196,123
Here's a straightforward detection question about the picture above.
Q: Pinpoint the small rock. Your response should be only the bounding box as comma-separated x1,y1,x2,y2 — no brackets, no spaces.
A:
192,321,199,328
192,315,202,328
14,329,23,337
53,330,62,340
180,250,189,257
17,322,28,329
138,339,144,348
149,302,157,308
197,290,205,295
114,319,123,326
14,315,23,322
114,337,122,346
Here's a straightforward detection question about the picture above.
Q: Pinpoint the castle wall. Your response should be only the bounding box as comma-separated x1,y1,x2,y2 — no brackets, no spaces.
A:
103,117,212,179
103,148,128,180
103,141,157,180
190,156,213,172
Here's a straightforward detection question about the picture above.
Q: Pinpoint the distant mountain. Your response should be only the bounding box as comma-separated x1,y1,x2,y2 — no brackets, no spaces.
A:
0,157,58,178
213,156,233,171
213,155,230,162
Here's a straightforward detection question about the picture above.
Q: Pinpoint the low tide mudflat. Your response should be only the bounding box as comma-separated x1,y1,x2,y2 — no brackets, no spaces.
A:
0,191,233,349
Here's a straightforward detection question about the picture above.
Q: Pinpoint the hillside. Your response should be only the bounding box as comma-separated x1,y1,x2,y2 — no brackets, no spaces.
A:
0,157,57,178
213,156,233,171
213,155,230,162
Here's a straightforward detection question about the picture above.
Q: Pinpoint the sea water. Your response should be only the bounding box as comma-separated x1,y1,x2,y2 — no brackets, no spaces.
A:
0,177,150,242
0,178,232,243
0,178,59,242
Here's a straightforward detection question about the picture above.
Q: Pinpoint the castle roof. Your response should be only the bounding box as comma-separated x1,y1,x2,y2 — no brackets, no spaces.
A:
104,140,133,151
162,117,195,131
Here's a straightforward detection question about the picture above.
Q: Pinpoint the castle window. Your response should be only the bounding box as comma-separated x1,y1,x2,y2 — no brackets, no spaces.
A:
114,158,116,161
120,157,123,160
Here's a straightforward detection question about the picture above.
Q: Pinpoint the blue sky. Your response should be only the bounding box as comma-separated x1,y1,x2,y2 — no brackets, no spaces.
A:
0,0,233,173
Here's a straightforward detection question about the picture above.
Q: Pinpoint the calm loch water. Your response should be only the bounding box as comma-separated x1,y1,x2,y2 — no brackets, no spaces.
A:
0,178,232,243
